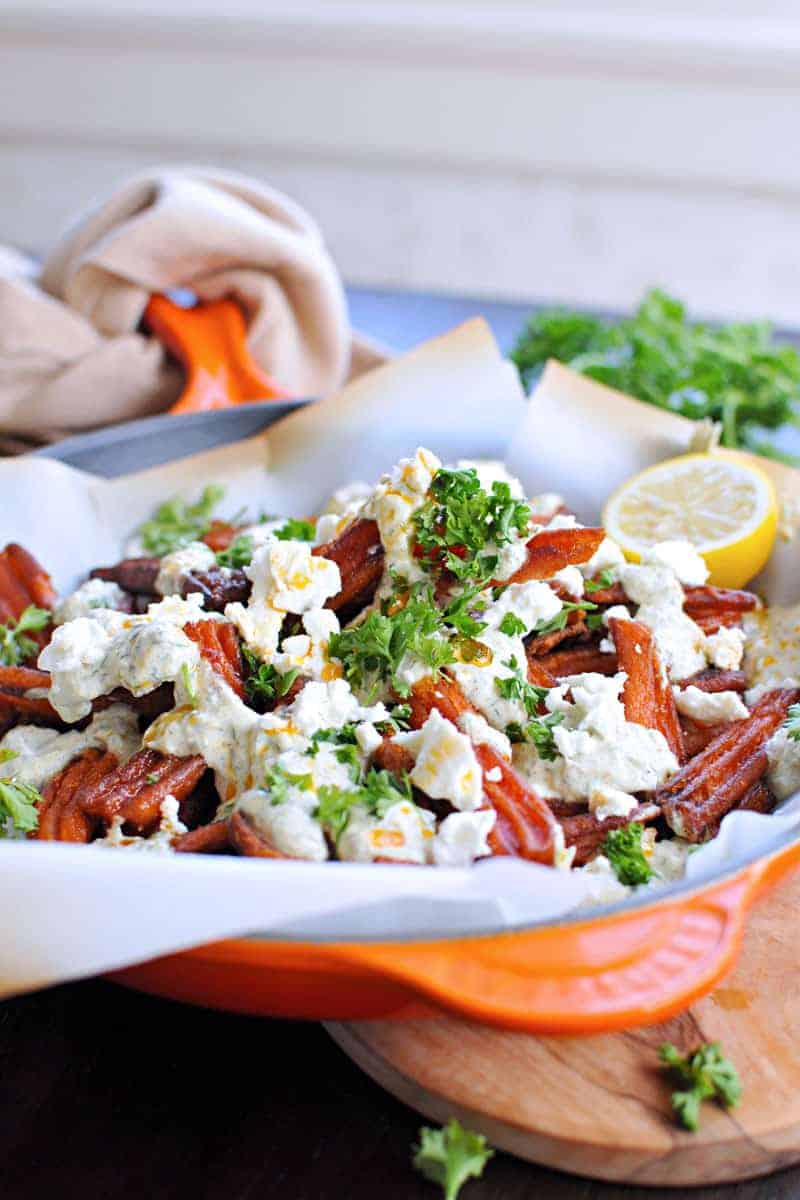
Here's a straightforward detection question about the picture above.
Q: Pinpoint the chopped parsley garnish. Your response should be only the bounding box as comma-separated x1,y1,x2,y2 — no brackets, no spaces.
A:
314,767,413,842
505,713,564,760
0,748,19,764
659,1042,742,1132
145,773,159,786
215,533,254,569
495,656,549,718
498,611,527,637
602,823,653,886
784,703,800,742
511,288,800,463
265,764,313,806
412,1119,494,1200
531,599,596,639
412,467,530,583
585,611,605,632
441,585,488,639
0,605,50,667
0,778,41,837
329,582,454,699
584,568,616,593
139,484,226,556
242,645,299,705
274,517,316,542
180,663,198,708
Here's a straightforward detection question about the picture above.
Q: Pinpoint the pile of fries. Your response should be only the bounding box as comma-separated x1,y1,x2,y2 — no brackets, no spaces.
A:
0,449,796,893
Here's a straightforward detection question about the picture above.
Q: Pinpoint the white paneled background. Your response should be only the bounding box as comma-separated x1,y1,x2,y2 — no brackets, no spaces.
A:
3,1,800,320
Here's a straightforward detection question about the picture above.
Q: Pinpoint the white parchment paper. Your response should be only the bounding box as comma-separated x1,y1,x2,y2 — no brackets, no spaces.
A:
0,333,798,996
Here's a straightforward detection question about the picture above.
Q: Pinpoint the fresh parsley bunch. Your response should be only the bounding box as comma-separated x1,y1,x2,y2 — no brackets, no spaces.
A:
511,289,800,463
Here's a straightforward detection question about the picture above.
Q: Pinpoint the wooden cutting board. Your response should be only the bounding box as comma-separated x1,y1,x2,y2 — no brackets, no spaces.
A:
327,868,800,1188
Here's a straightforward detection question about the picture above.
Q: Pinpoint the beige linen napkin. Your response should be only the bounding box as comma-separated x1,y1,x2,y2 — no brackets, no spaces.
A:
0,167,382,445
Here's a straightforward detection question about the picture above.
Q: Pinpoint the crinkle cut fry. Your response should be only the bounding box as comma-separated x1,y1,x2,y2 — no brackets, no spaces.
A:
526,610,589,657
692,611,750,635
683,585,759,618
0,543,57,618
502,527,605,586
91,557,161,595
680,668,748,694
680,717,732,759
184,619,246,699
79,748,206,833
609,617,684,762
560,803,660,867
35,749,119,842
657,686,800,842
537,643,619,680
313,517,385,611
174,821,232,854
409,674,558,865
229,810,286,858
704,778,776,840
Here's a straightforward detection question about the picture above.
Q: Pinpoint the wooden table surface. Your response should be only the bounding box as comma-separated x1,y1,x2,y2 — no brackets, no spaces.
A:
3,287,800,1198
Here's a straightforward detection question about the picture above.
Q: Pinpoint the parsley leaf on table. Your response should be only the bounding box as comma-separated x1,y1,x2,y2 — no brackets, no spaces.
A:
0,604,50,667
0,778,41,837
511,288,800,463
412,1119,494,1200
602,823,653,886
659,1042,742,1132
139,484,226,555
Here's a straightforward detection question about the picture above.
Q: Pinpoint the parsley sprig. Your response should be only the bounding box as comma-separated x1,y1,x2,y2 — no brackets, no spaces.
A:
531,598,596,639
413,468,530,583
215,533,254,569
0,605,50,667
242,645,299,705
413,1119,494,1200
506,713,564,760
495,656,549,717
265,764,313,806
0,778,41,837
274,518,316,542
602,823,653,886
584,568,616,594
511,288,800,464
329,583,454,699
659,1042,742,1132
315,767,413,842
784,703,800,742
139,484,226,556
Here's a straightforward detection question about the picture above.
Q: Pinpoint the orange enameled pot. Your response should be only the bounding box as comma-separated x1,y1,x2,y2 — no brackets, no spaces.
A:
104,298,800,1034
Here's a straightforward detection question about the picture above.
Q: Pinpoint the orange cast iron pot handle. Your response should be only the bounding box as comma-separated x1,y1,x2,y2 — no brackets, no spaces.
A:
144,294,291,414
146,837,800,1035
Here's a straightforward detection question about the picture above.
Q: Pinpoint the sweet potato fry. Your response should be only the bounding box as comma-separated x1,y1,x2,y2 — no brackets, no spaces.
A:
683,585,759,619
184,619,246,699
35,749,119,843
526,658,558,689
91,557,161,595
691,610,749,635
0,665,50,691
0,543,57,618
313,518,385,611
679,667,748,695
229,810,286,858
0,690,62,725
80,748,206,833
373,737,416,777
537,643,619,680
609,617,684,761
657,686,800,842
559,803,660,867
582,581,627,607
679,717,732,759
173,821,232,854
502,527,605,586
202,521,240,552
703,778,775,840
525,609,588,657
409,675,557,864
181,567,249,611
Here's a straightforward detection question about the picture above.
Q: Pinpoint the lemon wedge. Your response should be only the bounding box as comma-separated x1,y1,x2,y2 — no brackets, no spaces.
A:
602,452,778,588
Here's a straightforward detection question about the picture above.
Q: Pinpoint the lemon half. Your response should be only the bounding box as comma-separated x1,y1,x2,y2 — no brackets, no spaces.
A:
602,452,778,588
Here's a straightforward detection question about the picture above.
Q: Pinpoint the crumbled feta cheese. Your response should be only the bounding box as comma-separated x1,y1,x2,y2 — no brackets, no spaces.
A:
743,606,799,702
154,540,217,596
394,708,484,811
94,796,187,853
456,710,512,761
553,566,585,598
766,726,800,801
493,538,531,582
430,809,496,866
705,625,746,671
0,704,140,789
53,578,127,625
643,540,709,587
338,800,436,864
456,459,525,498
484,580,562,636
355,721,383,757
291,679,388,738
528,492,564,518
513,672,678,803
484,766,502,783
588,784,638,821
672,685,748,724
617,560,707,680
546,513,578,531
226,539,341,659
271,608,342,682
602,604,632,628
366,446,441,595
